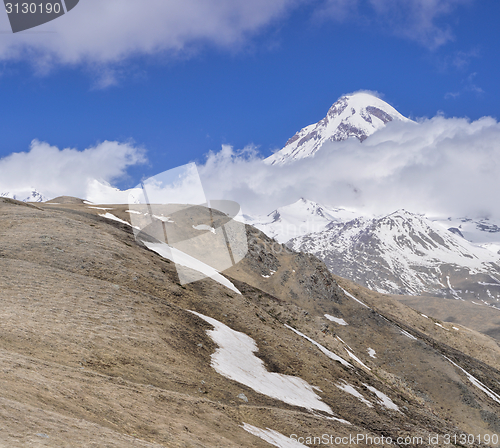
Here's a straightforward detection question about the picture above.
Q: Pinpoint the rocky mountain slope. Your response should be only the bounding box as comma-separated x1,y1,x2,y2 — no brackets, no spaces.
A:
1,197,499,446
265,92,411,165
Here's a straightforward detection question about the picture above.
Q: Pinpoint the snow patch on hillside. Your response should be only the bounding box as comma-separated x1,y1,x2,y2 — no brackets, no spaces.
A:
99,213,133,226
363,384,402,413
189,311,333,414
336,381,372,407
444,356,500,405
325,314,348,325
285,324,352,368
241,423,309,447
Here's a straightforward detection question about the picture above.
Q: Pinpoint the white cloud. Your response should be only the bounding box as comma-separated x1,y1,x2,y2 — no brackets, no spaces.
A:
317,0,472,49
445,91,460,99
0,0,472,77
0,0,297,70
198,115,500,220
4,113,498,223
0,139,146,199
368,0,466,48
445,71,484,100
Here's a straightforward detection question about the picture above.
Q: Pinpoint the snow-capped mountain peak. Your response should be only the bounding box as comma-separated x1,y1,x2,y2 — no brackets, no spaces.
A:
243,197,363,243
0,188,48,203
265,92,411,165
269,197,332,222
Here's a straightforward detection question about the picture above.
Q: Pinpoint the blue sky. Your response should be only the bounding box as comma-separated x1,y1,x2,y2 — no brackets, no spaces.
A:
0,0,499,196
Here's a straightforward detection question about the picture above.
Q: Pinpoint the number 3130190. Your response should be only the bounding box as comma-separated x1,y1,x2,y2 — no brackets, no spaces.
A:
5,3,61,14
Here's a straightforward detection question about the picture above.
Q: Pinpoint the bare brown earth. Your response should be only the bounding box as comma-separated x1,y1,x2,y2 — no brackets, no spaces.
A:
0,197,499,447
328,277,500,371
393,293,500,341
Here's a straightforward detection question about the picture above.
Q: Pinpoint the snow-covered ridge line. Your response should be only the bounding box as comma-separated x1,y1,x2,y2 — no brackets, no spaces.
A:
1,188,48,203
244,198,364,244
290,209,500,301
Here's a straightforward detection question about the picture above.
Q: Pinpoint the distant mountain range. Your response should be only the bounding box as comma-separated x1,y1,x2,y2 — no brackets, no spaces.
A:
243,197,364,243
289,207,500,304
244,197,500,305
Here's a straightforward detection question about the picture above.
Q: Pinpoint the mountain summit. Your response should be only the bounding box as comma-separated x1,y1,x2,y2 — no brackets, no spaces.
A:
265,92,410,165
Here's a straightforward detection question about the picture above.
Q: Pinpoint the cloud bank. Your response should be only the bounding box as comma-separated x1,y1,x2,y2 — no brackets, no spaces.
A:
0,139,145,200
0,0,471,74
198,114,500,220
2,113,498,222
0,0,296,68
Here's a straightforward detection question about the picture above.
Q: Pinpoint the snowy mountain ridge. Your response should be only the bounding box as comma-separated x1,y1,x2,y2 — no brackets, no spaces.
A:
288,207,500,303
243,197,364,243
242,197,500,304
265,92,411,165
